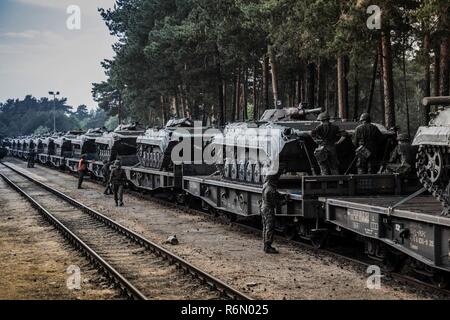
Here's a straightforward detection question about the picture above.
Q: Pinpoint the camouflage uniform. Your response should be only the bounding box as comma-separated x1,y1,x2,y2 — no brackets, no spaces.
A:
384,134,416,176
27,149,36,168
101,161,112,195
353,114,382,174
260,175,281,254
109,160,127,206
311,113,346,175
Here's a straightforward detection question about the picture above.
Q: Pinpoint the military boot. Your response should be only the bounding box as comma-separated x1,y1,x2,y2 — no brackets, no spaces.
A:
264,243,279,254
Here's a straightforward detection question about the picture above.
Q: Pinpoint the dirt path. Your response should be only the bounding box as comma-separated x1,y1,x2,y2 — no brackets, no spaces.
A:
0,175,121,300
2,159,444,300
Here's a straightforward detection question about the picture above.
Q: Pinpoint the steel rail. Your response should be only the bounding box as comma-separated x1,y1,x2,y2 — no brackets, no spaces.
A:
0,162,252,300
0,169,147,300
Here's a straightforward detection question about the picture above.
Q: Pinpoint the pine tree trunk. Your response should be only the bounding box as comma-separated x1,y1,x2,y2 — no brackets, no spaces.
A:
318,60,327,110
243,69,248,121
253,64,258,121
337,56,347,119
440,35,450,96
366,49,378,115
381,30,396,128
439,4,450,96
306,62,316,108
231,75,236,121
268,46,280,109
434,45,441,96
262,56,270,110
235,68,242,120
421,32,431,125
353,66,359,121
378,40,385,125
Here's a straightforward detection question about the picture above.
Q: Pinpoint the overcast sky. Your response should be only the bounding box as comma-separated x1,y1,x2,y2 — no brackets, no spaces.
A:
0,0,117,110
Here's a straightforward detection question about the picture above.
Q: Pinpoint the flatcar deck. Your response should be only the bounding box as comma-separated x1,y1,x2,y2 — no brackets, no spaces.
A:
320,193,450,271
320,195,450,226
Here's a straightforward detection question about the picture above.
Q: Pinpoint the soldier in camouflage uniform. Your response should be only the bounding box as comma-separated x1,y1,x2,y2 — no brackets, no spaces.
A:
311,112,347,175
353,113,382,174
101,160,112,195
260,174,282,254
383,134,416,176
109,160,127,207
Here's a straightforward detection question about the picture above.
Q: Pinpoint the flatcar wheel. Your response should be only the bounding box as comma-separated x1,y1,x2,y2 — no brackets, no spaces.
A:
381,251,403,273
283,225,297,240
432,272,449,289
221,212,236,224
310,229,329,249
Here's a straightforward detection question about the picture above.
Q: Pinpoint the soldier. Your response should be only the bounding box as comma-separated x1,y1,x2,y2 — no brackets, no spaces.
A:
353,113,382,174
109,160,127,207
383,134,416,176
77,154,88,189
27,148,36,168
260,174,282,254
101,160,112,195
311,112,347,175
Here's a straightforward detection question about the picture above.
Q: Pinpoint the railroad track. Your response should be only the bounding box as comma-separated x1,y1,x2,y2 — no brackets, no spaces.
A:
5,158,450,298
0,162,251,301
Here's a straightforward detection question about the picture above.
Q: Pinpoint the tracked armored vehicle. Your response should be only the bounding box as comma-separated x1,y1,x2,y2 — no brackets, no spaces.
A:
136,118,215,171
413,96,450,214
38,136,56,164
213,106,395,184
71,128,105,160
63,128,105,172
50,131,83,167
95,123,145,165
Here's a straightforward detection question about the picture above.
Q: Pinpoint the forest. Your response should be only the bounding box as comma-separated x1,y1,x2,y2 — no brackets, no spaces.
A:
0,95,116,138
92,0,450,136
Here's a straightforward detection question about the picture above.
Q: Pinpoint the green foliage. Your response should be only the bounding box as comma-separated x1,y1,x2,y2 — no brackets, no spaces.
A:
33,126,51,136
0,95,109,137
92,0,449,134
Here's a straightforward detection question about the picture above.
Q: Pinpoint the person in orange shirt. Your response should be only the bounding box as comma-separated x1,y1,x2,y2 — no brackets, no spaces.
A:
77,154,88,189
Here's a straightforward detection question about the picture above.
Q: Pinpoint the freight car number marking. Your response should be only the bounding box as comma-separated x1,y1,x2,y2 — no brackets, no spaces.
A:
348,210,370,224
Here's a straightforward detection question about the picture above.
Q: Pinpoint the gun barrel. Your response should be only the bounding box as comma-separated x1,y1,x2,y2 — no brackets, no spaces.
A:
301,107,322,115
422,96,450,107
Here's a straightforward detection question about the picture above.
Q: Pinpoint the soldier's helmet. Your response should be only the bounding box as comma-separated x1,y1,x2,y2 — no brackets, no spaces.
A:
317,112,330,122
397,134,410,142
360,113,371,122
114,160,121,167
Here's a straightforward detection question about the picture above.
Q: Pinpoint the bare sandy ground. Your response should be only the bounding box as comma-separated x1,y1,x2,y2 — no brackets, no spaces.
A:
0,175,121,300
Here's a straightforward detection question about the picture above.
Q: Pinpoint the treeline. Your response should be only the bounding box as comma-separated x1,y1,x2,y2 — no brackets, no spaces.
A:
92,0,450,134
0,95,116,137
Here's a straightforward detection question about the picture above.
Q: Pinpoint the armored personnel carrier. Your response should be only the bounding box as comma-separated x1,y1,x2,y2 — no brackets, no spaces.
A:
38,136,56,164
136,118,215,171
49,131,83,167
413,96,450,214
65,128,105,172
95,123,145,165
71,128,105,160
213,106,393,184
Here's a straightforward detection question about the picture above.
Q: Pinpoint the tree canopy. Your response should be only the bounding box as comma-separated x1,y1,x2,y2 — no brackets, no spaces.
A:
92,0,449,135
